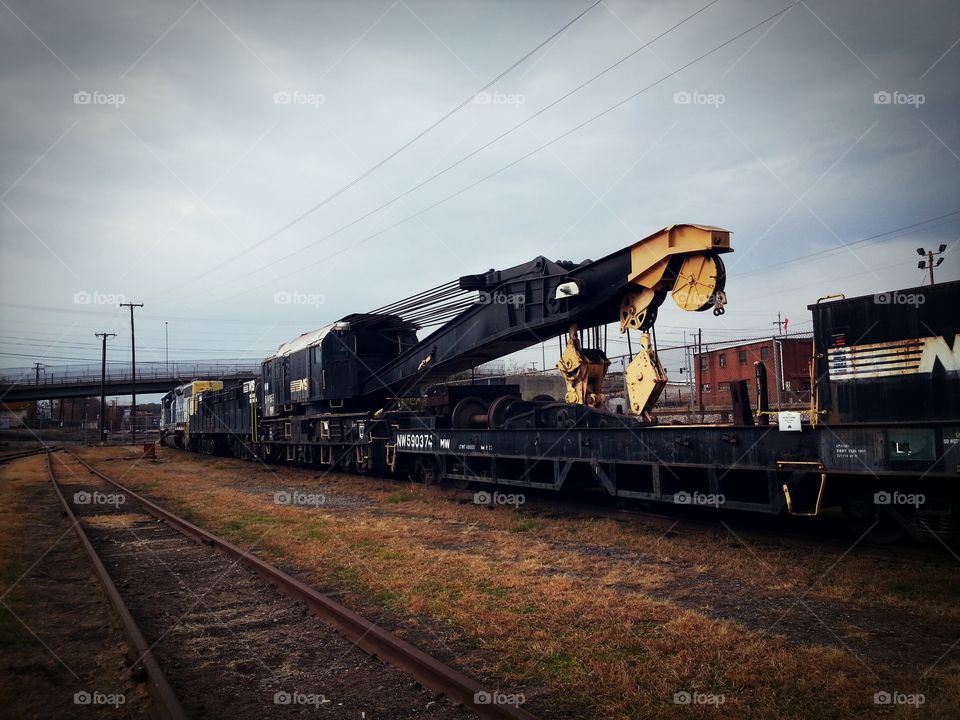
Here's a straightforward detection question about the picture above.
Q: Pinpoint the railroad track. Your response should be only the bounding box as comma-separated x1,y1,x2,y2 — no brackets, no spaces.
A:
45,449,187,720
56,449,535,720
1,445,60,463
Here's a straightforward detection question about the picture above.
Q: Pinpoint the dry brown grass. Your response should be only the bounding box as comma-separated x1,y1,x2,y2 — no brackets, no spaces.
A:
76,446,960,719
79,512,152,529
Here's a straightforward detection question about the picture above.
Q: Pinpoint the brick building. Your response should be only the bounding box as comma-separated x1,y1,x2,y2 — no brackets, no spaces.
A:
694,336,813,409
0,401,30,428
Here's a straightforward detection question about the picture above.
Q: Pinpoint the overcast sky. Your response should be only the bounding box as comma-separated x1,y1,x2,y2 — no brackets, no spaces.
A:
1,0,958,384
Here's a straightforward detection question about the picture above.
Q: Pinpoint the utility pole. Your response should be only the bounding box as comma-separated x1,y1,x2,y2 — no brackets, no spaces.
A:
94,333,116,443
772,312,785,335
165,321,169,372
917,244,946,285
32,362,44,425
120,302,144,445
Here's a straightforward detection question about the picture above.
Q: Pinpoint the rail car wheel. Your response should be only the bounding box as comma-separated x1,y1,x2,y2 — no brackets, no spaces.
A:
842,493,906,544
486,395,528,428
451,396,488,429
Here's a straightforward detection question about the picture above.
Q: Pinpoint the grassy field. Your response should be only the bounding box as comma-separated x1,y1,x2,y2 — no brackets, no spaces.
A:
60,446,960,719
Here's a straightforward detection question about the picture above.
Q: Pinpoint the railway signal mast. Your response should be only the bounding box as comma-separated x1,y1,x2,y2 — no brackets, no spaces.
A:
917,244,946,285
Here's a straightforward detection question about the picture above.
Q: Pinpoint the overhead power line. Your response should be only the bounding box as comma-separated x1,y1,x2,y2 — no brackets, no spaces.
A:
210,1,800,304
152,0,606,299
194,0,725,299
735,209,960,277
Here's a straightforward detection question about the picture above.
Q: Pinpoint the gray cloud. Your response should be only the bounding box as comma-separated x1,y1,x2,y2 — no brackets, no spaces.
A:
2,0,958,378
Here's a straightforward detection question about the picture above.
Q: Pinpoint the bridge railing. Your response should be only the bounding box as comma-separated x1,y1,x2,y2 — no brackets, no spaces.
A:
0,361,262,387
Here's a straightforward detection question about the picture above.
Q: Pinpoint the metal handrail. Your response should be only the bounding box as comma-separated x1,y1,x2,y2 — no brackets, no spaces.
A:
0,361,261,386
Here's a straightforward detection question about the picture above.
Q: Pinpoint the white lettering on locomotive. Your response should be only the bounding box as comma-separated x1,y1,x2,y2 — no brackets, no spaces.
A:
395,433,435,450
290,378,309,393
828,335,960,380
918,336,960,373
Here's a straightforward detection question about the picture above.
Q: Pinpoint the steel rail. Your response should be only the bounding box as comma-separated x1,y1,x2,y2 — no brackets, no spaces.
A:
68,450,537,720
46,451,188,720
0,446,61,463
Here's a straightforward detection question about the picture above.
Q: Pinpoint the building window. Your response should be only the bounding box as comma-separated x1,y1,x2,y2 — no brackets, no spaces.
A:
700,356,708,369
718,353,727,368
702,384,711,393
718,382,730,392
760,346,770,361
738,350,747,365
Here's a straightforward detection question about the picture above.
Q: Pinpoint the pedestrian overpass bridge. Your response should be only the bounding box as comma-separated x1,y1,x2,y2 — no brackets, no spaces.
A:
0,361,260,402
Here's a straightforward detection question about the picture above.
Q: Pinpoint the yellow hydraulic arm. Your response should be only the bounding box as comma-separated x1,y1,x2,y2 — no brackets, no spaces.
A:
557,224,732,420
